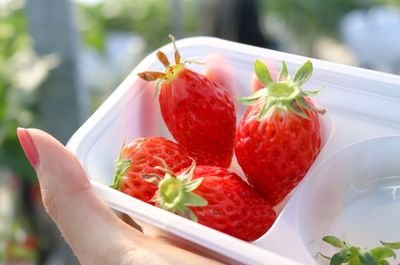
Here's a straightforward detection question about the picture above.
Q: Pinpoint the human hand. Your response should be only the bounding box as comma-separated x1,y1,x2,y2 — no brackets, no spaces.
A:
17,128,223,265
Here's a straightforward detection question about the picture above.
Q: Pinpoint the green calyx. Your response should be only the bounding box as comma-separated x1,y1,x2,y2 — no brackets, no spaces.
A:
320,235,400,265
144,160,207,222
164,62,184,83
110,142,131,190
4,243,38,262
110,159,131,190
137,35,184,97
137,35,203,97
239,60,325,120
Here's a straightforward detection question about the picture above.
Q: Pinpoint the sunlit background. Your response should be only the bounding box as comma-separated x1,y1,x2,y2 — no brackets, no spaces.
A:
1,0,400,264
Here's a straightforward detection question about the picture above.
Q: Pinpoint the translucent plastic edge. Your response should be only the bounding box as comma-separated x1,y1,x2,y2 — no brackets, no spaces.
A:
90,181,302,265
181,37,400,85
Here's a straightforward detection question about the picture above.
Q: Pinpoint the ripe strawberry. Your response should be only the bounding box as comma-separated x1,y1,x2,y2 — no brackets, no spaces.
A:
235,60,325,206
138,36,236,168
110,137,193,203
148,162,276,242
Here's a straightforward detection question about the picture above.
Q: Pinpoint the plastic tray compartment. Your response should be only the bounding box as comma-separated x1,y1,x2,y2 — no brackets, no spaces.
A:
67,37,400,264
298,136,400,264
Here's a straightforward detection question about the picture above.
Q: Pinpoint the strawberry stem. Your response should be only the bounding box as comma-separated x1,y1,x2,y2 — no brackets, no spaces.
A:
157,50,170,67
239,60,325,120
278,61,289,81
169,34,181,64
137,71,166,81
137,35,185,90
111,141,131,190
138,34,205,95
145,161,207,222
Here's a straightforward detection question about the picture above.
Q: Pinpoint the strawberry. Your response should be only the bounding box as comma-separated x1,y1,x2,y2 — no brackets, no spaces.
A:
147,162,276,241
111,137,193,203
137,36,236,168
235,60,325,206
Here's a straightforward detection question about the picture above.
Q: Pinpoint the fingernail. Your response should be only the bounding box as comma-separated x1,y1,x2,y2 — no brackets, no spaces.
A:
17,128,39,170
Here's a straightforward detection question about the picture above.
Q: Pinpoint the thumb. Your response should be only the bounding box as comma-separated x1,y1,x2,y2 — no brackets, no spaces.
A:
16,128,143,264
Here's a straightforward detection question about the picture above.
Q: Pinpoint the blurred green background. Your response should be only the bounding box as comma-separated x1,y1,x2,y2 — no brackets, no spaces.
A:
1,0,400,263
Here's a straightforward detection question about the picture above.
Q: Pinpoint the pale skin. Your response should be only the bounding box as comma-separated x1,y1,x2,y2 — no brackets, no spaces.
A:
20,128,223,265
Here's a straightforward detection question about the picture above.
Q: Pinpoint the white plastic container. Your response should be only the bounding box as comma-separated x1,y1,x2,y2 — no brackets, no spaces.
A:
67,37,400,264
298,136,400,264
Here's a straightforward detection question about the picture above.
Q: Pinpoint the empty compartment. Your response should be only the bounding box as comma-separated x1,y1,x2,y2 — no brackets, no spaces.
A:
297,136,400,263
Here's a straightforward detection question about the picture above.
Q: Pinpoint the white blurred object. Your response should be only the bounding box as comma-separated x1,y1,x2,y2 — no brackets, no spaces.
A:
313,36,359,66
106,32,145,78
79,32,145,94
340,6,400,74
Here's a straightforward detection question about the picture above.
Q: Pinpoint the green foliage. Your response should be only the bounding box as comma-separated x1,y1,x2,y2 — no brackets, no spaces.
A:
77,0,199,53
0,220,38,263
0,0,54,182
0,1,32,181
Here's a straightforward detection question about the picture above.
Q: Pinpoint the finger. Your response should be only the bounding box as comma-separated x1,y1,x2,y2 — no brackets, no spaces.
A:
17,128,143,264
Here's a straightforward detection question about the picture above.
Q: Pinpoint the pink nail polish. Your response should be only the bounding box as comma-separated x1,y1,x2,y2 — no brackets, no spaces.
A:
17,128,39,170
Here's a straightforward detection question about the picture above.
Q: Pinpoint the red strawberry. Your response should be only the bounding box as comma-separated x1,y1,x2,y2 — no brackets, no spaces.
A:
235,60,325,206
149,162,276,242
138,36,236,168
111,137,193,203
